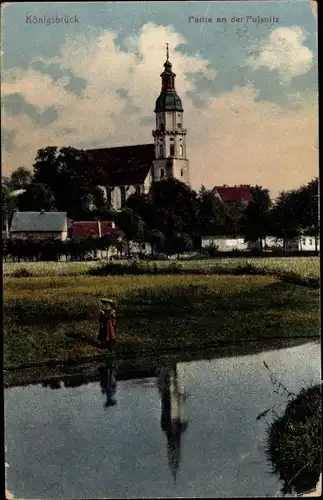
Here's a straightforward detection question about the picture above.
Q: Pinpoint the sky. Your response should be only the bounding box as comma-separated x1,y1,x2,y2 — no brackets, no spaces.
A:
1,1,318,198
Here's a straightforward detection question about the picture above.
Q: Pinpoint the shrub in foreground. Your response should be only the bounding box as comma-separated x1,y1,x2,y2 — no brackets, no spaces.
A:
266,384,321,495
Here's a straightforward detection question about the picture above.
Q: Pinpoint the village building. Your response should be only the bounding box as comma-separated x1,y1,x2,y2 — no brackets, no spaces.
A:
85,44,190,211
71,219,152,258
9,210,69,240
201,234,319,253
71,220,116,239
214,185,254,207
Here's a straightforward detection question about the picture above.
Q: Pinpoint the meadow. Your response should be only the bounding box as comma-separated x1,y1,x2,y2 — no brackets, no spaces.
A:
3,256,320,278
4,257,320,370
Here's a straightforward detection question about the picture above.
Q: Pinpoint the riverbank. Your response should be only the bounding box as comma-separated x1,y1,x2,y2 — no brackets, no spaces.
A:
5,337,318,388
4,271,319,370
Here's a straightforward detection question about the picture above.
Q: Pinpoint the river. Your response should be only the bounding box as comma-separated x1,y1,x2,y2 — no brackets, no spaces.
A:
5,340,321,498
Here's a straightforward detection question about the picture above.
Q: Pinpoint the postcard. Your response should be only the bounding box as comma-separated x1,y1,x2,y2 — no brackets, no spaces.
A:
2,1,320,498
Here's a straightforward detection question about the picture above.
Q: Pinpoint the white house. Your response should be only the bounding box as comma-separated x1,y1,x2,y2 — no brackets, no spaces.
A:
263,236,319,252
201,236,249,252
201,235,319,253
285,235,319,252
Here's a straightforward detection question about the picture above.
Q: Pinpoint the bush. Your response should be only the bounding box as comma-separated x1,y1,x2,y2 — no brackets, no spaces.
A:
204,243,219,258
272,270,320,289
266,384,321,495
11,267,33,278
232,263,260,275
88,261,153,276
159,262,184,275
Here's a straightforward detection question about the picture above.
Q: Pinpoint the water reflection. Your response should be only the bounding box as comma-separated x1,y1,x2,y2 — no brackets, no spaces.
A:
98,359,117,407
42,379,61,390
5,341,321,499
158,363,188,481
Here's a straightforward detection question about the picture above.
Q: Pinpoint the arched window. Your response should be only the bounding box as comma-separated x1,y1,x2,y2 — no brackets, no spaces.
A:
180,168,184,177
160,123,165,132
179,144,183,156
170,144,175,156
159,144,164,158
160,168,165,179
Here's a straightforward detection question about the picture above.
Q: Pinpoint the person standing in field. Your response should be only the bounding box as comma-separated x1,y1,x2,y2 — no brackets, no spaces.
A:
98,298,117,352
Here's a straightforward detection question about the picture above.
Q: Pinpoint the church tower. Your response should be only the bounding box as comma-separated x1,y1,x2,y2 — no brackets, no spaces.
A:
152,44,190,185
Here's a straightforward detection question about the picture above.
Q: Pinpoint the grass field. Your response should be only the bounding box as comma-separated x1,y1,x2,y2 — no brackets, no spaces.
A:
3,256,320,277
4,268,320,369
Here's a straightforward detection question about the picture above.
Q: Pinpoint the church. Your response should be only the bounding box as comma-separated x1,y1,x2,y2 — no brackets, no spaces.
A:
85,45,190,211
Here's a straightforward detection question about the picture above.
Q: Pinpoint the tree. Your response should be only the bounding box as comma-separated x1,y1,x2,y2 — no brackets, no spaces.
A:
32,146,100,218
39,238,62,261
270,191,302,251
196,186,232,237
57,147,98,215
2,237,8,262
149,179,198,238
33,146,60,189
1,182,11,231
294,178,319,251
6,167,32,191
240,186,272,251
114,209,145,258
16,183,56,212
125,193,154,226
144,229,166,258
167,232,193,260
1,181,27,235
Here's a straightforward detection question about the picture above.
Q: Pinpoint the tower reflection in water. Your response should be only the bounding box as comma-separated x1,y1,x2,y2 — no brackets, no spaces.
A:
98,360,117,408
158,363,188,481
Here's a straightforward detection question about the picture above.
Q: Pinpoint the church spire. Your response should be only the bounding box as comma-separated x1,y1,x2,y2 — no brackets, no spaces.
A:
161,43,175,90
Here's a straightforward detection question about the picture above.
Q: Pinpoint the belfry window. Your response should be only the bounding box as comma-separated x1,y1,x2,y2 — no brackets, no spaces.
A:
160,168,165,179
159,144,164,157
180,168,184,177
170,144,175,156
179,144,183,156
160,123,165,132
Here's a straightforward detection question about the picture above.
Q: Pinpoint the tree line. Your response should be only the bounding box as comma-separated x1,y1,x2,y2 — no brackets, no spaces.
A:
1,146,319,259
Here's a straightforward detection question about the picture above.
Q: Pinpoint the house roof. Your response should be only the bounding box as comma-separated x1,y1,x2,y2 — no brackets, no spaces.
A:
10,211,67,232
214,185,253,203
85,144,155,186
71,221,117,239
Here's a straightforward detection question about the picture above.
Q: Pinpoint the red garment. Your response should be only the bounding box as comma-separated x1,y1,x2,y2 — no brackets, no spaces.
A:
98,311,109,343
98,310,116,350
108,317,116,345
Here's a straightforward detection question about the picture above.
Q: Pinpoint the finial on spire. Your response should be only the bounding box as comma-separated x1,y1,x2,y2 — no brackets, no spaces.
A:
166,43,169,61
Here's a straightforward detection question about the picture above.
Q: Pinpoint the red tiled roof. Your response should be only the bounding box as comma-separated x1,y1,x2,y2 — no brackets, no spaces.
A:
215,185,253,203
71,221,117,239
85,144,155,186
